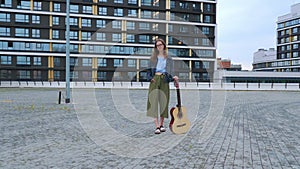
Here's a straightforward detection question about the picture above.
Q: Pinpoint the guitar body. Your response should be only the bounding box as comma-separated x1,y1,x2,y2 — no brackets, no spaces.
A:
170,106,190,134
169,80,191,134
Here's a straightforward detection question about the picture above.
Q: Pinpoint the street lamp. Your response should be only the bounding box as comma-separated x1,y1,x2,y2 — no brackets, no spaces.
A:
65,0,70,103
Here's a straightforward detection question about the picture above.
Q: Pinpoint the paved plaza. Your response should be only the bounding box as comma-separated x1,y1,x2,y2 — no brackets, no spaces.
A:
0,88,299,169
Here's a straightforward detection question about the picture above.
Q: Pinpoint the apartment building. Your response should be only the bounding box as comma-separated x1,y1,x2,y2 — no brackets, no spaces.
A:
0,0,217,82
253,3,300,72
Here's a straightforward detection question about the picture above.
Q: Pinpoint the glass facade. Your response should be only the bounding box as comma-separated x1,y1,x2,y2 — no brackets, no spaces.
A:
0,0,217,82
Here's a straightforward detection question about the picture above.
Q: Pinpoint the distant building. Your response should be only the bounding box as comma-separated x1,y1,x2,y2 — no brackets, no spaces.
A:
252,48,277,71
217,58,242,71
215,70,300,83
253,3,300,72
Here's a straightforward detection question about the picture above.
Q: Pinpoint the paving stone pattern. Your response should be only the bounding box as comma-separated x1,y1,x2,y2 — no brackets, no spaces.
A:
0,88,299,169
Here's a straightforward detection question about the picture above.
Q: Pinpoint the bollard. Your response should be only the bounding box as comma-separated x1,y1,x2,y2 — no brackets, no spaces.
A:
58,91,62,104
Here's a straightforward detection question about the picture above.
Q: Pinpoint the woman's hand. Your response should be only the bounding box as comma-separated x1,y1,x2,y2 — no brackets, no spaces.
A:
173,76,179,82
151,78,156,83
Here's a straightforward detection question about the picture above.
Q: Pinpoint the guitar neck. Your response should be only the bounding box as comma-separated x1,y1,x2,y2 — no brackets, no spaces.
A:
175,81,181,107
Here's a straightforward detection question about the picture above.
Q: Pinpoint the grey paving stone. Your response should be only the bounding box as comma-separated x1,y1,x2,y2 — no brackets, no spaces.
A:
0,88,299,168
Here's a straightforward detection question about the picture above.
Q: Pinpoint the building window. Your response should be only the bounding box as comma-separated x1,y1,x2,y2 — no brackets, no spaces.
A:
128,59,136,67
179,72,189,80
0,70,11,79
141,0,151,6
114,0,123,3
82,19,92,27
112,33,121,42
69,18,78,26
285,37,289,43
168,25,173,32
70,4,79,13
203,73,209,80
292,36,298,42
32,15,40,24
70,44,78,52
0,56,11,64
0,27,10,36
33,70,42,79
141,10,151,18
96,20,106,28
153,23,158,31
68,31,78,40
17,56,30,65
70,58,78,66
114,59,123,67
127,21,135,30
53,3,60,12
128,9,137,17
170,1,175,8
15,28,29,37
126,34,135,42
53,16,59,25
99,0,107,2
139,35,150,43
139,23,150,30
15,14,29,23
0,0,12,7
52,30,59,39
54,71,60,79
98,71,107,80
203,61,210,69
33,1,42,10
112,20,121,29
17,70,30,79
128,0,137,5
96,32,106,41
82,71,92,80
0,13,10,22
140,60,149,67
202,38,209,46
82,58,92,66
170,13,175,20
99,7,107,15
194,61,200,68
70,71,79,80
293,43,299,49
203,3,212,12
33,57,42,65
194,38,199,45
114,8,123,16
204,15,211,23
98,58,107,67
17,0,30,9
32,29,40,38
179,25,188,33
293,27,298,34
54,57,61,66
82,32,91,40
83,5,92,14
202,27,210,35
179,2,189,9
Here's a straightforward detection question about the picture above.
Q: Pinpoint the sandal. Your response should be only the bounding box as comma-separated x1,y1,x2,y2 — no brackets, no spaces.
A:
155,127,161,134
160,126,166,132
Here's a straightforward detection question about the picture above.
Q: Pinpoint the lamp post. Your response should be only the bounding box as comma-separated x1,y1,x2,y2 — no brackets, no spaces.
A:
65,0,70,103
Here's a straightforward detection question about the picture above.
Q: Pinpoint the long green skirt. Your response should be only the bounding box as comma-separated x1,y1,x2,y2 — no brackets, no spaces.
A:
146,74,170,118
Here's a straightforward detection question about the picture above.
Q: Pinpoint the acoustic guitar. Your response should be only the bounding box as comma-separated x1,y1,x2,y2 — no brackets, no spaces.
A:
169,80,191,134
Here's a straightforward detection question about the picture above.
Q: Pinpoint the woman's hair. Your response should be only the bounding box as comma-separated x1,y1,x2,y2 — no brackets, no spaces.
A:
150,38,167,63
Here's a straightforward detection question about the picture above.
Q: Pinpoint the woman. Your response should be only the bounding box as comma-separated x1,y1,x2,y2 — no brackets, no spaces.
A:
147,38,178,134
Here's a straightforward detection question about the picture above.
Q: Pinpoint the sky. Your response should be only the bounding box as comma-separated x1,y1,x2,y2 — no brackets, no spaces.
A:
217,0,300,70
